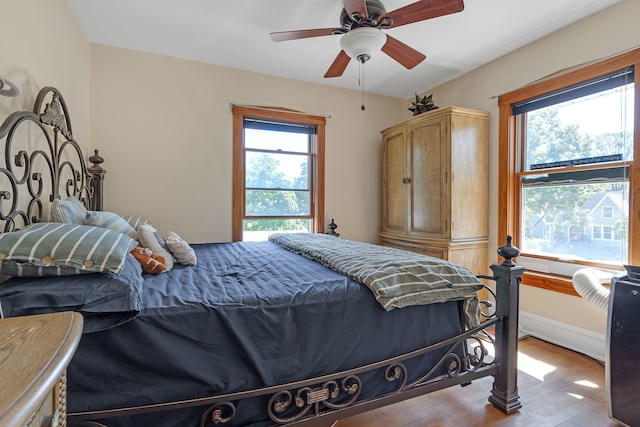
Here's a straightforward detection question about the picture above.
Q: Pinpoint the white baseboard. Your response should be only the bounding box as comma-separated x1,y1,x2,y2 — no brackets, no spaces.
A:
519,310,606,361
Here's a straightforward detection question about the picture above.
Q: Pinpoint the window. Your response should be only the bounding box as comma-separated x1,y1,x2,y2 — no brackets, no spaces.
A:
593,226,602,239
516,69,632,264
232,106,325,242
498,48,640,295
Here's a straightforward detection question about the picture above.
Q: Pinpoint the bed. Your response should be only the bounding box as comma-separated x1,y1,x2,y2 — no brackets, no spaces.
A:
0,87,525,427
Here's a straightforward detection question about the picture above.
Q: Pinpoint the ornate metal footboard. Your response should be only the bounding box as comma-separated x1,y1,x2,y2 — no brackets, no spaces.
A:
68,241,525,427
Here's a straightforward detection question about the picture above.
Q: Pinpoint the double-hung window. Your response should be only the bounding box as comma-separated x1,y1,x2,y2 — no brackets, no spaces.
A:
499,48,640,295
232,106,325,242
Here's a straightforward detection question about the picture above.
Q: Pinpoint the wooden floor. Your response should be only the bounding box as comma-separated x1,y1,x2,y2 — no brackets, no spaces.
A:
336,337,624,427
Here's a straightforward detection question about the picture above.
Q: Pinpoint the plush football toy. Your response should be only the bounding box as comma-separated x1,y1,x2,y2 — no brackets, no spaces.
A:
131,246,166,274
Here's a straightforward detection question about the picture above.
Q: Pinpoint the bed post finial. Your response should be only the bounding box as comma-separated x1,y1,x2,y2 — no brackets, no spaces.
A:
488,236,525,414
89,149,104,168
497,235,519,266
88,149,106,211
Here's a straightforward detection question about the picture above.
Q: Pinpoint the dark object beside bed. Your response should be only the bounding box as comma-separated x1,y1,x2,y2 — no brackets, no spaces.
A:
0,87,525,427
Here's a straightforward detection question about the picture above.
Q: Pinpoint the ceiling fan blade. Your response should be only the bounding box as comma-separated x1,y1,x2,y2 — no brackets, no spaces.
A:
270,28,340,42
381,34,426,69
342,0,368,18
382,0,464,28
324,50,351,78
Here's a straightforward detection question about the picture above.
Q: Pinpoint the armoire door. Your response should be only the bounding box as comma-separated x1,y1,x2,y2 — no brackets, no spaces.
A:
382,129,407,234
408,115,449,238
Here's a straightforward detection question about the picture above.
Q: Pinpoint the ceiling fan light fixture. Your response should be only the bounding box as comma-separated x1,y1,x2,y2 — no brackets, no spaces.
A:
340,27,386,63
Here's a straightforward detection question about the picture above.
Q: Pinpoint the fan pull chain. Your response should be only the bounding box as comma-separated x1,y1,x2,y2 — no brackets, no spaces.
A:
359,60,366,111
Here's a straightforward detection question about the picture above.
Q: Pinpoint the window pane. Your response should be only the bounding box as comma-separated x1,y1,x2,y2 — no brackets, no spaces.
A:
593,226,602,239
245,151,309,190
245,189,310,216
522,183,628,263
524,83,634,172
242,219,311,242
245,128,309,152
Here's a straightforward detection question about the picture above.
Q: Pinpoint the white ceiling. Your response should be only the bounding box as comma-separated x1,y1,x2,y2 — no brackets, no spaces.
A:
66,0,620,99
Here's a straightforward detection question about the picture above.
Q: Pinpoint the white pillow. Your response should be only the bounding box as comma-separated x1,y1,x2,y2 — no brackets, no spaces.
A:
138,224,173,272
166,231,197,266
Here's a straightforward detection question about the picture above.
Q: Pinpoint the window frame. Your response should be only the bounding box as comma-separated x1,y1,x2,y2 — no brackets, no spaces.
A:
232,105,325,242
498,48,640,296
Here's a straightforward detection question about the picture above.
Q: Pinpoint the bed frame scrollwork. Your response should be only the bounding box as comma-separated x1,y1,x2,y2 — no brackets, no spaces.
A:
0,86,104,232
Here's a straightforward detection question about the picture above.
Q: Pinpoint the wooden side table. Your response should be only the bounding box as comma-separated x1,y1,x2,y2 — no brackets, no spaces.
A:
0,312,83,427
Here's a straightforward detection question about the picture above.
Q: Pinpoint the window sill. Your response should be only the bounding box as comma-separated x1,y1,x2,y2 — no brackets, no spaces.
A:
521,271,580,297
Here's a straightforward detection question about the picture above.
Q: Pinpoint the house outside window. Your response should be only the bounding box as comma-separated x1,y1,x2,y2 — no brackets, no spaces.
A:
232,106,325,242
498,48,640,295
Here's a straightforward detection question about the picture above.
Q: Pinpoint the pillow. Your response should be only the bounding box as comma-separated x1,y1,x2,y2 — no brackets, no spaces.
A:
86,211,138,241
138,223,173,271
121,215,151,230
0,261,90,277
0,222,137,276
166,231,197,266
0,254,144,333
50,196,88,224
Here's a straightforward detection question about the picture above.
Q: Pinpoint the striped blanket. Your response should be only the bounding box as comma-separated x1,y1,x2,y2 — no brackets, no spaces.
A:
269,233,482,323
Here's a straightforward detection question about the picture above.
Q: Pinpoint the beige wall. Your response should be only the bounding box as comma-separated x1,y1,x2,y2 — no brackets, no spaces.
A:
90,45,405,244
0,0,90,146
423,0,640,336
1,0,632,338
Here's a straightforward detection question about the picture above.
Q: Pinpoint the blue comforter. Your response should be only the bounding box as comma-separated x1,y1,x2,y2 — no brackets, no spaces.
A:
5,240,468,426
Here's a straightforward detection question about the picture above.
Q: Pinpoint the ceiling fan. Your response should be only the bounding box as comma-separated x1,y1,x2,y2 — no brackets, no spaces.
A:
270,0,465,78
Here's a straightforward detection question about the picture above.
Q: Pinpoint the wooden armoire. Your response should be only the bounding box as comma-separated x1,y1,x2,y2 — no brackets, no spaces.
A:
379,106,490,276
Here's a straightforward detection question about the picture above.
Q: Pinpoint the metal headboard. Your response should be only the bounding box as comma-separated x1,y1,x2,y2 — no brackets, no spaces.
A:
0,86,104,232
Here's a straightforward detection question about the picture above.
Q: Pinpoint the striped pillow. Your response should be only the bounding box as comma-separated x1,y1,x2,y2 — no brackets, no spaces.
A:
166,231,197,266
50,196,88,224
86,211,138,241
0,261,88,277
0,223,137,276
121,215,151,230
